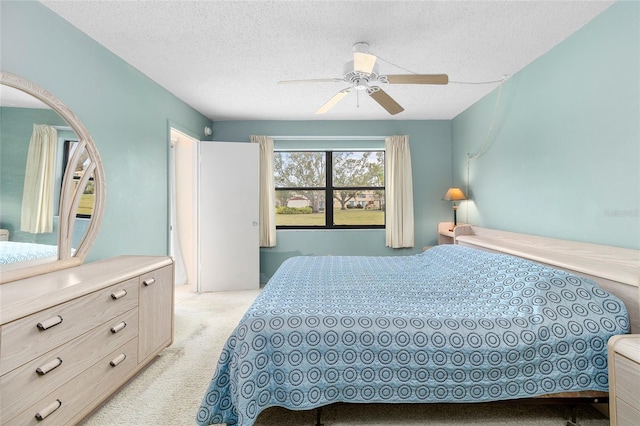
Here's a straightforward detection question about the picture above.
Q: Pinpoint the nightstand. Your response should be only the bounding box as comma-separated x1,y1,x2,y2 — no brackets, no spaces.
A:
437,222,466,245
608,334,640,425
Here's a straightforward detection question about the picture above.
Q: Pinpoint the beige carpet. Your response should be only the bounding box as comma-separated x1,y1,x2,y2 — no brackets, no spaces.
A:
81,287,610,426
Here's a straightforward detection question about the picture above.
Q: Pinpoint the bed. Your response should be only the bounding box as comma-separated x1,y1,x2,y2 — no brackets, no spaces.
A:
0,241,59,265
196,243,632,426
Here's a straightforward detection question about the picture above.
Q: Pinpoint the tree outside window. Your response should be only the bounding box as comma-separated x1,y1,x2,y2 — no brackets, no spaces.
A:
274,150,385,229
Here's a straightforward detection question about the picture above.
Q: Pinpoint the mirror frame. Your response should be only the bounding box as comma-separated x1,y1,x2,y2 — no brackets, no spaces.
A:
1,71,106,283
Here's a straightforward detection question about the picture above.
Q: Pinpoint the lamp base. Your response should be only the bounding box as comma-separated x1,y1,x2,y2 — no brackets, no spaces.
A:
451,205,459,231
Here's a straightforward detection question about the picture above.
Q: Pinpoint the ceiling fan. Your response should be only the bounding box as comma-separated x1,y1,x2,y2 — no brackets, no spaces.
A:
278,42,449,115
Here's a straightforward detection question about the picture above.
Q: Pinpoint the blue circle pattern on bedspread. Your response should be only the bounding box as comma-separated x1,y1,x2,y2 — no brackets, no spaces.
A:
196,245,629,426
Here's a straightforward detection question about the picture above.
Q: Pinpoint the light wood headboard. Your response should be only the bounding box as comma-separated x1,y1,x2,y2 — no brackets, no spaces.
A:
453,225,640,334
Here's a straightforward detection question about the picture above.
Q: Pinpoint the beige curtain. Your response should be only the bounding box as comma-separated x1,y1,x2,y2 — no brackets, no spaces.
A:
250,135,276,247
20,124,58,233
385,135,414,248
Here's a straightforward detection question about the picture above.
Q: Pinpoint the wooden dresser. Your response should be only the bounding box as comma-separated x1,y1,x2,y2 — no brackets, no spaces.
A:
0,255,174,425
608,335,640,426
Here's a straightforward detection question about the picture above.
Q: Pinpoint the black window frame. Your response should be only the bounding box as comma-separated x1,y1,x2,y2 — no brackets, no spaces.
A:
275,150,385,230
61,140,95,219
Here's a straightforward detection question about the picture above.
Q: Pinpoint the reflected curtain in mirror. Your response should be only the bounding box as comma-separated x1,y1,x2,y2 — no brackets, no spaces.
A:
20,124,57,233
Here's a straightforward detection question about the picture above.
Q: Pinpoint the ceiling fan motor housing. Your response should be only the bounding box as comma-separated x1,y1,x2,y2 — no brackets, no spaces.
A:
343,60,380,89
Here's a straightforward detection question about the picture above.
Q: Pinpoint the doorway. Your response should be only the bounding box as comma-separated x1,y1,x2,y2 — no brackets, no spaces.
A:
169,128,199,292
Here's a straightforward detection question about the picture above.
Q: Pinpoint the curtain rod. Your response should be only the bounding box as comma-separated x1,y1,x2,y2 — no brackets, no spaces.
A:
268,135,388,141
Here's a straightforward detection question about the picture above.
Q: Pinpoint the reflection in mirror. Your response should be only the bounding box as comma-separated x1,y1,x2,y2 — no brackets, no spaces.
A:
65,141,95,219
0,71,105,283
58,140,99,258
1,86,63,266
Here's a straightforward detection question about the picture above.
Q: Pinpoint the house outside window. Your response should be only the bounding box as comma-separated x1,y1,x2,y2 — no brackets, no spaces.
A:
274,150,385,229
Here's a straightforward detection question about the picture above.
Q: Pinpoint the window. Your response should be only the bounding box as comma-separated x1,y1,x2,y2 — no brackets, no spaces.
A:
274,150,385,229
62,140,95,218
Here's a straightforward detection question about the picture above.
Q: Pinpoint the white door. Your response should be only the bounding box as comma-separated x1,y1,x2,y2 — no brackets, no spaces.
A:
199,142,259,291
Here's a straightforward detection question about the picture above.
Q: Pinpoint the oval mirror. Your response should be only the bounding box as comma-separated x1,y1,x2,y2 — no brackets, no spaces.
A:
0,71,105,283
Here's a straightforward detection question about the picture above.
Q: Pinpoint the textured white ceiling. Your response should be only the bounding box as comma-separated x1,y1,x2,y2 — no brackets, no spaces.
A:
40,0,614,121
0,85,50,109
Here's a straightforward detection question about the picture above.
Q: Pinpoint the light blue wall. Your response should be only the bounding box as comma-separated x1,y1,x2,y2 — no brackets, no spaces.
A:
452,1,639,249
1,1,212,261
212,120,452,282
4,1,634,280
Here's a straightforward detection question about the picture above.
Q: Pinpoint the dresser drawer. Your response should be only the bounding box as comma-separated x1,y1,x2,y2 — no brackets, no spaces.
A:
0,278,138,375
615,353,640,407
617,398,640,426
0,308,138,423
4,337,138,426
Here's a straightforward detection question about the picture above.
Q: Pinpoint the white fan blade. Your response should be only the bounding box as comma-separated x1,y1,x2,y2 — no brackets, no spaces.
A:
278,78,344,84
315,89,351,114
354,52,377,74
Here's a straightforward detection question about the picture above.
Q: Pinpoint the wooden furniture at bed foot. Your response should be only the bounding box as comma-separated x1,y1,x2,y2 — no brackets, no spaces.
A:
0,255,174,425
608,334,640,426
437,221,467,244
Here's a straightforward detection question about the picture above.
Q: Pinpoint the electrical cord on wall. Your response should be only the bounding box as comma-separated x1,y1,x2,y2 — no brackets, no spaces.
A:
369,48,510,223
464,75,508,223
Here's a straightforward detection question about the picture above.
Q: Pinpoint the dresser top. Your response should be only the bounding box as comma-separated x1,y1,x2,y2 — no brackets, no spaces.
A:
611,334,640,364
0,255,173,325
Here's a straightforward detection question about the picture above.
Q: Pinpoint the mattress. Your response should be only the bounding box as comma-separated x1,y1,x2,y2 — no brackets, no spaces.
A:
196,244,629,426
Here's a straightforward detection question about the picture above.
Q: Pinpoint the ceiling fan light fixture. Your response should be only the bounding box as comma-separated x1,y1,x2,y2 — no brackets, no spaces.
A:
354,79,368,91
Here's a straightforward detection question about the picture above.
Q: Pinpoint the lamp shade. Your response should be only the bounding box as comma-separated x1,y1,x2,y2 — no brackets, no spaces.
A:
443,187,467,201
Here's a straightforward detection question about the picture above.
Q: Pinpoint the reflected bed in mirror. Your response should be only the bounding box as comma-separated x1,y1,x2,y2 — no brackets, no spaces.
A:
0,71,105,283
0,241,61,270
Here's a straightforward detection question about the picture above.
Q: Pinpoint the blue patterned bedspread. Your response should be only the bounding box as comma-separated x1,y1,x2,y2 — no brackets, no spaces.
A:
197,245,629,426
0,241,58,264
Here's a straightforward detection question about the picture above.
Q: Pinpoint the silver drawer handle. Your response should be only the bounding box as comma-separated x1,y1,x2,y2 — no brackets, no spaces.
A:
37,315,63,331
110,321,127,334
35,399,61,421
110,353,126,367
111,289,127,300
36,357,63,376
143,277,156,286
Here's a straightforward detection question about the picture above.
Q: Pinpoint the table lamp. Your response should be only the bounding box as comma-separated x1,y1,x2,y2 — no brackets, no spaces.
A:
443,187,467,230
